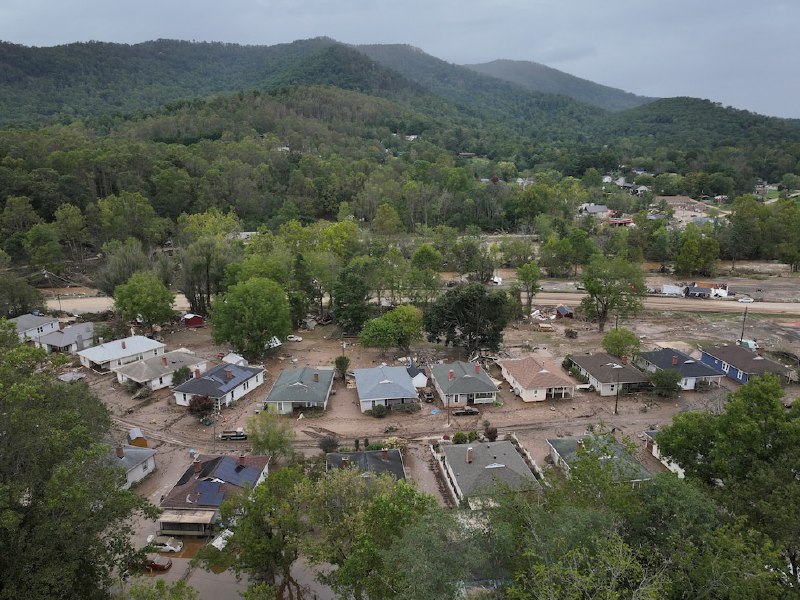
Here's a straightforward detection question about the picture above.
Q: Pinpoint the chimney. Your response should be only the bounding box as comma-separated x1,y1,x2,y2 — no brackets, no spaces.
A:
238,454,246,468
671,355,679,366
621,355,628,365
115,446,125,459
474,363,480,375
121,340,126,350
381,448,388,462
466,446,473,464
449,369,454,381
193,458,202,474
341,456,349,468
225,368,233,380
194,368,201,379
313,371,319,383
162,356,168,367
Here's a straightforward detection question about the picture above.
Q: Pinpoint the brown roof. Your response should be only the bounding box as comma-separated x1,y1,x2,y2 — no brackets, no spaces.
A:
702,345,789,377
570,352,650,384
500,357,574,390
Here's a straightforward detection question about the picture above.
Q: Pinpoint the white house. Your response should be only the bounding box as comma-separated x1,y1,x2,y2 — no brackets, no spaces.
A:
643,430,685,478
78,336,166,372
35,322,94,354
430,362,497,407
354,366,418,413
406,365,428,389
111,445,156,489
263,367,334,415
113,350,208,391
9,313,59,343
173,363,265,410
499,356,574,402
634,348,723,391
569,353,650,397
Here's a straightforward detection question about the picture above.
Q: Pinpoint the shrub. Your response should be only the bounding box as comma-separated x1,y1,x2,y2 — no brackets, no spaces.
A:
484,426,498,442
394,402,421,414
370,404,387,418
172,366,191,386
188,395,214,417
467,431,479,442
318,435,339,454
452,432,468,444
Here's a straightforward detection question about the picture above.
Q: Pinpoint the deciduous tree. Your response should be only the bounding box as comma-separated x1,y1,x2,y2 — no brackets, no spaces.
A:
579,256,645,332
114,271,175,327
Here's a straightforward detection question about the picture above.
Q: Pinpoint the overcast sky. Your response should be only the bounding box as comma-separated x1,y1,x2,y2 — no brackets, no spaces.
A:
2,0,797,118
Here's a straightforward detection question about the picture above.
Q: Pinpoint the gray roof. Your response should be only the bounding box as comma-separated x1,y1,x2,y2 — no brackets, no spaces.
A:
78,336,165,363
326,449,406,480
37,322,94,348
113,350,204,383
10,313,58,333
266,367,334,404
430,362,497,395
701,345,789,377
584,204,609,214
442,441,541,498
570,353,649,385
639,348,723,379
548,435,652,482
174,363,264,399
111,445,155,472
354,366,417,401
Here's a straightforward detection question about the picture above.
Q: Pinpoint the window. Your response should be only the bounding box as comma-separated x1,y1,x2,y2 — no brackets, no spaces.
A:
159,377,163,385
737,370,744,380
142,461,149,472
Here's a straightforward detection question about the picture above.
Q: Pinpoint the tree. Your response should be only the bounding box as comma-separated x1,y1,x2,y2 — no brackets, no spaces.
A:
125,580,198,600
53,203,87,262
334,355,351,379
372,202,404,235
424,283,509,354
601,327,640,358
359,318,398,356
332,264,371,334
172,365,191,386
178,236,239,316
96,238,150,296
516,260,541,316
648,369,683,397
246,411,296,464
579,256,645,332
188,395,214,418
538,233,574,278
318,435,339,454
97,191,165,247
114,272,175,327
211,277,291,358
24,222,63,272
0,272,44,318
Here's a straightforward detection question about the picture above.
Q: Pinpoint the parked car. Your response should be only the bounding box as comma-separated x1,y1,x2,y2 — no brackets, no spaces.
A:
144,553,172,571
421,388,434,403
287,334,303,342
453,407,480,417
738,296,755,303
220,428,248,441
146,535,183,553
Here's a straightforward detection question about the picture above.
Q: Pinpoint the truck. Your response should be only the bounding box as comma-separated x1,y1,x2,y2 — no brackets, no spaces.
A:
219,428,248,441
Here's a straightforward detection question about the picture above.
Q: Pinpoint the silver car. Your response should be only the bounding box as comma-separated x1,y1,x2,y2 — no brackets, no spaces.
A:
146,534,183,553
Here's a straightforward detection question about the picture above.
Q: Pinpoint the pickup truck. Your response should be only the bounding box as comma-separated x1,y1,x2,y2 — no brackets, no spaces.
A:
452,407,480,417
219,429,248,441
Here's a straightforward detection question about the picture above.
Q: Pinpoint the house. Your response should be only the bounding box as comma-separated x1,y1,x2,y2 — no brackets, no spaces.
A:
635,348,723,390
221,352,248,366
406,365,428,389
354,366,418,413
569,353,650,396
547,435,652,487
499,356,575,402
578,203,611,218
174,363,265,410
181,313,205,328
35,322,94,354
127,427,148,448
440,441,541,506
114,350,208,391
430,362,498,407
643,430,684,478
9,313,59,343
159,454,269,536
78,336,166,372
112,444,156,490
556,305,574,319
326,448,406,480
699,344,792,385
263,367,334,415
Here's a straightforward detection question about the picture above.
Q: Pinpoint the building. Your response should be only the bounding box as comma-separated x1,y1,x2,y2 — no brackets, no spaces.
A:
635,348,723,390
440,441,541,506
430,362,498,407
174,363,265,410
9,313,59,343
406,365,428,389
547,434,652,486
643,430,684,478
114,350,208,391
159,454,269,536
699,344,792,385
35,322,94,354
499,356,574,402
111,444,156,489
181,313,205,328
569,353,650,396
263,367,334,415
127,427,148,448
354,366,418,413
578,203,611,218
326,448,406,480
78,336,166,372
556,305,574,319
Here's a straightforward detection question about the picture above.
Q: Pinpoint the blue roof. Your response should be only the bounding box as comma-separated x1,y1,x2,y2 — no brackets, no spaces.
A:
196,480,224,507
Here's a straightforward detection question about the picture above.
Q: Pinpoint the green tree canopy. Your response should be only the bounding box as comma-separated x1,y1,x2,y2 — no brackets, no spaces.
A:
579,256,645,332
601,327,640,358
114,271,175,327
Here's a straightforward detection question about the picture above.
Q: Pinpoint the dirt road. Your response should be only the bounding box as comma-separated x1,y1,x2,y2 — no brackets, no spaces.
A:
47,293,190,314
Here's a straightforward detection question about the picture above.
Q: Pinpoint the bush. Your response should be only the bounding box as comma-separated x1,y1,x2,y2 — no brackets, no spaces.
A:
370,404,387,418
172,366,191,386
318,435,339,454
452,432,468,444
393,402,421,414
484,426,498,442
467,431,479,442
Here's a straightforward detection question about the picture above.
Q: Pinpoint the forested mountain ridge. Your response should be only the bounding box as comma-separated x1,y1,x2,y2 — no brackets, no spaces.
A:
464,58,655,112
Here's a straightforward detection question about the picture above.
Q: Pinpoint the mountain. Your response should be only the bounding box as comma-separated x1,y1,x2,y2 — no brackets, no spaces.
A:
463,59,654,112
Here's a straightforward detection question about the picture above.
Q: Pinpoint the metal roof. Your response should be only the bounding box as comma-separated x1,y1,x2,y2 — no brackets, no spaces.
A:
113,350,204,383
78,336,165,363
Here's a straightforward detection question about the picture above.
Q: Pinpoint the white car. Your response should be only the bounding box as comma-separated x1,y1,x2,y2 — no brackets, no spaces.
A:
738,296,755,303
286,334,303,342
146,535,183,553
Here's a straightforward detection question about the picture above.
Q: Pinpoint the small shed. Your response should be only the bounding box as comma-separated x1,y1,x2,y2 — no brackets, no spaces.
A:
556,305,574,319
182,313,205,328
127,427,149,448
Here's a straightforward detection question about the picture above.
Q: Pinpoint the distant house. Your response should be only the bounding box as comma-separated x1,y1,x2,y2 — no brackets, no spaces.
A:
181,313,205,328
78,336,166,372
440,441,541,506
699,344,792,385
173,363,265,410
354,366,418,413
547,434,652,487
263,367,334,415
112,444,156,490
407,365,428,389
569,353,650,396
499,356,574,402
159,454,269,536
635,348,723,390
35,322,94,354
578,203,611,218
114,350,207,391
430,362,497,407
327,448,406,480
9,313,59,343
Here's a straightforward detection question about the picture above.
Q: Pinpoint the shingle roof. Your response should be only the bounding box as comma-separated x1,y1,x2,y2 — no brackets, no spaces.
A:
430,362,497,395
701,345,789,376
266,367,334,404
548,435,652,482
10,313,58,333
174,363,264,399
354,366,417,401
111,445,155,472
78,336,165,363
113,350,204,383
639,348,723,378
37,322,94,348
441,441,541,498
326,449,406,480
570,353,649,385
499,356,574,390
